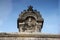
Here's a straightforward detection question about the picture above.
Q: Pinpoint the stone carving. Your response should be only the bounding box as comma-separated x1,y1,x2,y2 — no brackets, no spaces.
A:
0,33,60,40
0,5,60,40
17,6,44,32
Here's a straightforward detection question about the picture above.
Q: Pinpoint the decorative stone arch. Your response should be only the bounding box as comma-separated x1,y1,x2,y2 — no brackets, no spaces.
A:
17,6,44,32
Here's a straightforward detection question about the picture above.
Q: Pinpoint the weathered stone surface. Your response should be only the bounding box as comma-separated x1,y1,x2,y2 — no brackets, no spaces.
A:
17,6,44,32
0,37,60,40
0,6,59,40
0,32,60,40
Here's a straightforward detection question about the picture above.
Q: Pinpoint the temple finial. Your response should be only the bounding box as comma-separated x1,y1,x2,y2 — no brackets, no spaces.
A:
27,5,33,11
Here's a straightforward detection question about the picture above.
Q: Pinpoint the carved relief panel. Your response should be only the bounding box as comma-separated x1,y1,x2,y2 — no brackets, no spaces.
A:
17,6,44,32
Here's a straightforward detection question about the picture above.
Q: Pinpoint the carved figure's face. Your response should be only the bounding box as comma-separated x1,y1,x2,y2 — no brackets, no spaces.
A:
25,17,36,26
24,17,36,30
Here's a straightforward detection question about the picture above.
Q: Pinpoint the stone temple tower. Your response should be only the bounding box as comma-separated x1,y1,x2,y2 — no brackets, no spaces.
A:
17,6,44,32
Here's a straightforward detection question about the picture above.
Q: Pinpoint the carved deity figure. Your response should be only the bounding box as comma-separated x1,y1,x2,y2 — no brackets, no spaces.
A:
17,6,44,32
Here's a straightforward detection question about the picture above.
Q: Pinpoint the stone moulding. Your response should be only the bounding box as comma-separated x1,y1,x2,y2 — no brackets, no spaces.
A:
0,32,60,38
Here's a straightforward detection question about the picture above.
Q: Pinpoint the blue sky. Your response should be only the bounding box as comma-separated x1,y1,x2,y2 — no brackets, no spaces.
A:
0,0,59,34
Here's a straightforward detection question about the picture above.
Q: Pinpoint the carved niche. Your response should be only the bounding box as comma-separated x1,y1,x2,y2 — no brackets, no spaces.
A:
17,6,44,32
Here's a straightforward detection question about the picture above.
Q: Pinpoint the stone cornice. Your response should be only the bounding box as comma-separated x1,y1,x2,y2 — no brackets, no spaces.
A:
0,32,60,38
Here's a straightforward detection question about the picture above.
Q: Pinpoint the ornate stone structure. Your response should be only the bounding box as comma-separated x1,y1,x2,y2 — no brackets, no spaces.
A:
17,6,44,32
0,32,60,40
0,6,60,40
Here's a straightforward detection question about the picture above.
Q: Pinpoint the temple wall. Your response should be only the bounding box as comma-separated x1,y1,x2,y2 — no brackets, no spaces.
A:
0,37,60,40
0,32,60,40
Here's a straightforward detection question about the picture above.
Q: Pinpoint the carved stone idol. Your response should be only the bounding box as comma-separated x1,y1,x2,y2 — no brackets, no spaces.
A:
17,6,44,32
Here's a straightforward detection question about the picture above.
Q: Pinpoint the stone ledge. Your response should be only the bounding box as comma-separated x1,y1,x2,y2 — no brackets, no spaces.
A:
0,32,60,38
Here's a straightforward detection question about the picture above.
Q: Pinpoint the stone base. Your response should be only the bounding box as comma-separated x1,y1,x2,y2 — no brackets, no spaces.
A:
0,32,60,40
